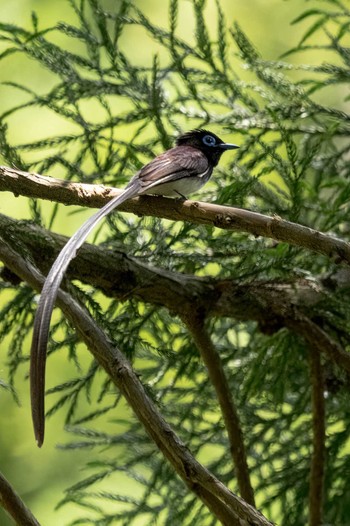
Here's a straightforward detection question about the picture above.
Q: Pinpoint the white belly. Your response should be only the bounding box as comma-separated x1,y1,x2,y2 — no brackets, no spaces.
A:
140,169,212,198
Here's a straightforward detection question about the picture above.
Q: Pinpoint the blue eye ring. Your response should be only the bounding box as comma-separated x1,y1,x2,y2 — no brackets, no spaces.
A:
202,134,216,146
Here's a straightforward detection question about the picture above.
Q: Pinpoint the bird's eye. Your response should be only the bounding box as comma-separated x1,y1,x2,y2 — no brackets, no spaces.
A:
202,135,216,147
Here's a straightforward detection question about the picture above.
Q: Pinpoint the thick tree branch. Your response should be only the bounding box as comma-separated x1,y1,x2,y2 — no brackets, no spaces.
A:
0,470,41,526
184,314,255,506
1,165,350,264
0,238,274,526
1,213,350,375
308,346,325,526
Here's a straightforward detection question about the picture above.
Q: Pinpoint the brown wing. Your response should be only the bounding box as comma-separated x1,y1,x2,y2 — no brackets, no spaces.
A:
137,145,209,190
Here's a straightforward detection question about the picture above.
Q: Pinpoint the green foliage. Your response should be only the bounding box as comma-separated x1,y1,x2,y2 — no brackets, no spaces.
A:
1,0,350,524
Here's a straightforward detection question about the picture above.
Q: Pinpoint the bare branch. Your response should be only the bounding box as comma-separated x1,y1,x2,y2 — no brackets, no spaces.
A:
0,238,274,526
1,165,350,264
184,314,255,506
0,470,41,526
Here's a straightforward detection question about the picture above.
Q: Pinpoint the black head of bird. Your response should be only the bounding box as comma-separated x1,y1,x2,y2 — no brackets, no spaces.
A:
175,128,239,167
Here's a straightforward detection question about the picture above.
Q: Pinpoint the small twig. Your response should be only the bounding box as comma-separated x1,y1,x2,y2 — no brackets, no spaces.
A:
0,238,274,526
285,314,350,375
1,165,350,264
184,314,255,506
250,284,350,374
0,470,41,526
308,345,325,526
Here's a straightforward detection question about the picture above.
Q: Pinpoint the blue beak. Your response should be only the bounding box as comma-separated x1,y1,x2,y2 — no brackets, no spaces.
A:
218,143,239,150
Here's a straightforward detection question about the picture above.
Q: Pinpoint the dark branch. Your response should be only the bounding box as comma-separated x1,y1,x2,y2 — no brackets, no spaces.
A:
184,314,255,506
1,213,350,375
0,470,41,526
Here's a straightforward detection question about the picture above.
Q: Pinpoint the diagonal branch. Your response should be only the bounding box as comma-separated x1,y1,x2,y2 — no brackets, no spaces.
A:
0,470,41,526
1,165,350,264
183,314,255,506
0,238,274,526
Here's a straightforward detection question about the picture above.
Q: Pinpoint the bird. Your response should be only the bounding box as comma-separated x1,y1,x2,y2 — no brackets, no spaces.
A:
30,128,239,446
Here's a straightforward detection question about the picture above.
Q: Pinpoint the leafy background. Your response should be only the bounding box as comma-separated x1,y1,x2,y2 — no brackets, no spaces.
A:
0,0,349,525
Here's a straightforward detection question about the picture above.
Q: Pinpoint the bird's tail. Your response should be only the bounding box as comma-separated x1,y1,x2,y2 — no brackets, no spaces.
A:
30,183,139,447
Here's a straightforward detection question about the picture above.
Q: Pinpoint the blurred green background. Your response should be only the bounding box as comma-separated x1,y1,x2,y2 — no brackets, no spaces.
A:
0,1,324,524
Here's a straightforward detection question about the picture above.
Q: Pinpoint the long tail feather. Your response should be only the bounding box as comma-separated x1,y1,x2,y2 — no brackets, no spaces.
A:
30,184,139,447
